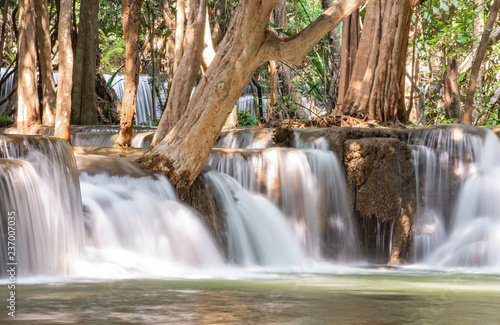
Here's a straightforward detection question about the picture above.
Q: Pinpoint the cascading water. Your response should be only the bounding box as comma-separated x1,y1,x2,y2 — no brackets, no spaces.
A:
104,74,166,125
215,128,273,149
0,135,84,276
204,170,304,267
208,131,359,261
69,126,156,148
77,165,224,277
406,126,500,268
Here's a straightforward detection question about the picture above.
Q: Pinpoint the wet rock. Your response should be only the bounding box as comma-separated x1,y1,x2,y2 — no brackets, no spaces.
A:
272,126,294,147
343,137,415,264
180,169,228,259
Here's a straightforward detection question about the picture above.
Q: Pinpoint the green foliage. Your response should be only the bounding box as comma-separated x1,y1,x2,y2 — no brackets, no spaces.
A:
138,115,161,126
99,30,126,72
237,109,258,126
0,114,13,128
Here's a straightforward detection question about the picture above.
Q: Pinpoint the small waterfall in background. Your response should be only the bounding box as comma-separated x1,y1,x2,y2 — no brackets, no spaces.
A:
406,126,500,268
70,126,156,148
0,68,16,115
0,135,84,276
204,170,304,267
104,74,166,125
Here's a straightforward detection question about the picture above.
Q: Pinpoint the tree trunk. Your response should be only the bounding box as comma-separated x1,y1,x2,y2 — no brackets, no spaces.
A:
174,0,186,72
0,0,10,64
138,0,367,194
152,0,206,147
458,27,500,75
335,10,360,114
342,0,419,123
322,0,341,113
54,0,73,142
463,0,500,124
71,0,99,125
17,0,40,133
268,60,277,119
147,1,156,120
251,75,264,120
115,0,142,147
162,0,176,86
444,59,461,121
34,0,57,126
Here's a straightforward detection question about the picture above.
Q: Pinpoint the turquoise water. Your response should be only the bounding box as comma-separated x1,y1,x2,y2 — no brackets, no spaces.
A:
2,270,500,324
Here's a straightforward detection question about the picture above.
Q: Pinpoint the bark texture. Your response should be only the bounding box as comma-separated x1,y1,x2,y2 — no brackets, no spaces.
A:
17,0,40,133
115,0,142,147
458,26,500,75
152,0,206,146
34,0,57,126
335,10,360,114
342,0,420,123
463,0,500,124
174,0,186,72
0,0,10,64
54,0,73,142
162,0,176,82
444,59,462,121
71,0,99,125
139,0,367,193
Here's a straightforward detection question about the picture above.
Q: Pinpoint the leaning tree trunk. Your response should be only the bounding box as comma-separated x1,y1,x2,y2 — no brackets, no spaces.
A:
71,0,99,125
54,0,73,142
34,0,57,126
17,0,40,133
173,0,186,72
342,0,420,123
335,9,360,114
152,0,206,147
162,0,176,85
463,0,500,125
115,0,142,147
138,0,367,194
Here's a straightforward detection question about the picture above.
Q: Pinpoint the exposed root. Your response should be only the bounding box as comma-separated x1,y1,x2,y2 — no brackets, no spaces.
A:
261,114,385,128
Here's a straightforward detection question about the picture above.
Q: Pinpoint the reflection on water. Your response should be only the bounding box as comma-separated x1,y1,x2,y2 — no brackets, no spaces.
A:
2,273,500,324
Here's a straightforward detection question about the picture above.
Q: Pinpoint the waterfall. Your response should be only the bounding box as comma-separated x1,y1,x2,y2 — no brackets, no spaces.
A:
207,131,359,261
215,128,273,149
0,68,16,115
104,74,165,125
0,135,84,276
77,168,224,277
406,126,500,268
204,170,304,267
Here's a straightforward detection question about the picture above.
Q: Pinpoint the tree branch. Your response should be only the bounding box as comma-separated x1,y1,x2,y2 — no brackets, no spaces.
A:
260,0,368,65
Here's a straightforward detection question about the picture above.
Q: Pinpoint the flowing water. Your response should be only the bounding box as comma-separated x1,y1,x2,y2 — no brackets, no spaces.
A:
1,126,500,323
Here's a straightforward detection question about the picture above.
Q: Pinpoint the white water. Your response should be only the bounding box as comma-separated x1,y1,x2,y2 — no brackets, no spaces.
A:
0,135,84,276
207,133,359,261
423,129,500,268
2,125,500,281
0,68,15,114
215,128,273,149
407,126,500,268
76,170,224,278
204,170,304,267
104,74,166,125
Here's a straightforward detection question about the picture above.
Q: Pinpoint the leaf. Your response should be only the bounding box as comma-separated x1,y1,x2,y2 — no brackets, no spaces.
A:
459,35,470,43
268,22,293,37
457,72,467,83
